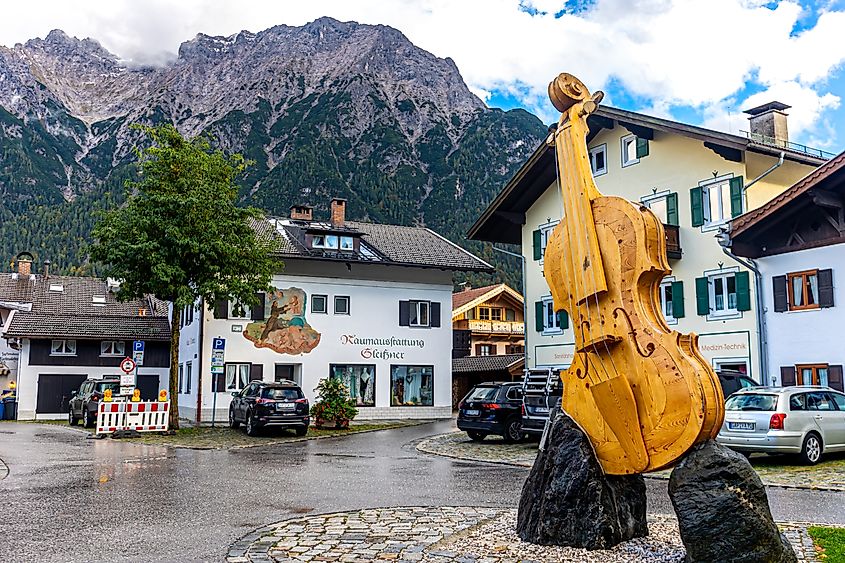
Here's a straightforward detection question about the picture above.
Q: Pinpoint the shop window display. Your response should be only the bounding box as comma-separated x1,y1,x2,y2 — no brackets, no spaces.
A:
391,365,433,406
330,364,375,407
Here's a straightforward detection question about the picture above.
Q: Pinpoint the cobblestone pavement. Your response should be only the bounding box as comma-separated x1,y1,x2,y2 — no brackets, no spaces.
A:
227,506,825,562
417,432,845,491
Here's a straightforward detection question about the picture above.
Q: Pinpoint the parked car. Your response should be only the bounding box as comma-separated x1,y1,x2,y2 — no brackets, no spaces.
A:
457,382,525,443
716,386,845,464
229,380,310,436
717,369,759,398
69,378,121,427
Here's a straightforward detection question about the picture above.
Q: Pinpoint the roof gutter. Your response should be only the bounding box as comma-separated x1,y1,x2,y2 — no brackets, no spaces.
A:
717,228,769,384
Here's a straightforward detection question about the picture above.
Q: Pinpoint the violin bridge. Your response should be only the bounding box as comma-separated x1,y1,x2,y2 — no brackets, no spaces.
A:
576,334,623,354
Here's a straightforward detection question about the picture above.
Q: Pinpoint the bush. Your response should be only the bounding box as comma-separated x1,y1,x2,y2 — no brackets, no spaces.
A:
310,377,359,422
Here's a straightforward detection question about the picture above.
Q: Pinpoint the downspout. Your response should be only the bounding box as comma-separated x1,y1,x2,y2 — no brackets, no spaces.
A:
744,151,785,192
491,246,528,381
195,299,205,426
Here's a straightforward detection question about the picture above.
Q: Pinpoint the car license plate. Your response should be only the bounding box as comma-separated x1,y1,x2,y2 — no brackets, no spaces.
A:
728,421,755,431
464,409,480,416
535,407,550,414
276,403,295,411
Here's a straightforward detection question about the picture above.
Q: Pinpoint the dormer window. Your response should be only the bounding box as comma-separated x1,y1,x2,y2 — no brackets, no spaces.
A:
312,234,339,249
92,295,106,306
340,236,354,251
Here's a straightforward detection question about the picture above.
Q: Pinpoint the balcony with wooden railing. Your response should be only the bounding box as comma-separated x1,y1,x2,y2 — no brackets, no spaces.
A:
664,223,682,259
454,319,525,334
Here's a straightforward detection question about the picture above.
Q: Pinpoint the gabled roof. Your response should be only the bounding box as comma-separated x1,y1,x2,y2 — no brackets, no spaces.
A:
0,274,170,341
259,217,494,273
468,104,831,245
452,283,524,318
731,150,845,238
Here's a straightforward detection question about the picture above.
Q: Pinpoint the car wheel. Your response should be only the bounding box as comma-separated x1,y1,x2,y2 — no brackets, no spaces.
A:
245,411,260,437
68,408,78,426
503,418,524,443
800,433,822,465
467,431,487,442
84,409,95,428
295,425,308,437
228,409,240,429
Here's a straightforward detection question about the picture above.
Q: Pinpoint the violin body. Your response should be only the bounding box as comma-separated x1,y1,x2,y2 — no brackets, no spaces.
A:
543,74,724,475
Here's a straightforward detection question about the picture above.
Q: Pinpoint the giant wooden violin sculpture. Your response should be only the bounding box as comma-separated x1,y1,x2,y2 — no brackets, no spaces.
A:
543,73,725,475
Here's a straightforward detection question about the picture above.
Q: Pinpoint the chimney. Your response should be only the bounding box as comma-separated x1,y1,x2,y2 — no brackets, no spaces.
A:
43,260,50,278
290,204,313,221
330,198,347,228
15,252,33,277
744,101,791,145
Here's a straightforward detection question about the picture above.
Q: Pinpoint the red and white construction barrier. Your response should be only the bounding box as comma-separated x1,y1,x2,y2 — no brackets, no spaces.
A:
96,401,169,434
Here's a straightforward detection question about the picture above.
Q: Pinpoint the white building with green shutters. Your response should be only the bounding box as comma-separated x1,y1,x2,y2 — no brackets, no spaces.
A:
470,102,830,383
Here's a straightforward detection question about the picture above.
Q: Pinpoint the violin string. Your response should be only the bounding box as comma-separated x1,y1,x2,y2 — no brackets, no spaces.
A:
555,119,606,387
552,125,591,385
570,103,623,384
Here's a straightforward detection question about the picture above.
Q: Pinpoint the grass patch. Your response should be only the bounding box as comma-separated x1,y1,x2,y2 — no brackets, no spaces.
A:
809,526,845,562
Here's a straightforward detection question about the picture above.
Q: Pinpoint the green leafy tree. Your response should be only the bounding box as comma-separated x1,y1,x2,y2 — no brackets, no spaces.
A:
90,124,279,429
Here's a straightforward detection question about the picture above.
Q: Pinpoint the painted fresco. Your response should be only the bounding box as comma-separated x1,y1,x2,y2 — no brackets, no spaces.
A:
244,288,321,354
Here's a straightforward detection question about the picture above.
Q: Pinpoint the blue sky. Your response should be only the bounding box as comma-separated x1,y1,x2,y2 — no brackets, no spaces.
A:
3,0,845,153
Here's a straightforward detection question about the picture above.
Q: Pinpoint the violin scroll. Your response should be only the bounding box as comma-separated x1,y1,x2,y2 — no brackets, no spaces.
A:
548,73,604,116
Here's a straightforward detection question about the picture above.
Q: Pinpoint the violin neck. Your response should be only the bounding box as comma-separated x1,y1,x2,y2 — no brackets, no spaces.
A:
553,111,608,304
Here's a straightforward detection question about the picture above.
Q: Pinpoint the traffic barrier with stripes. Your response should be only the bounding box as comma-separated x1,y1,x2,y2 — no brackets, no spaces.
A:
96,401,170,434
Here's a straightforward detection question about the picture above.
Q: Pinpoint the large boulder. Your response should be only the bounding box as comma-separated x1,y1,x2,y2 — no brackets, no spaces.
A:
517,409,648,549
669,440,797,563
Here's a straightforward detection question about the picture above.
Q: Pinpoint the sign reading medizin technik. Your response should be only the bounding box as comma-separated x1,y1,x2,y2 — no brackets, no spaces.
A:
340,335,425,360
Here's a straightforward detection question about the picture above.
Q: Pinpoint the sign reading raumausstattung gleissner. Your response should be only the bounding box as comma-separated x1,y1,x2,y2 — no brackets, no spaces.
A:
339,335,425,360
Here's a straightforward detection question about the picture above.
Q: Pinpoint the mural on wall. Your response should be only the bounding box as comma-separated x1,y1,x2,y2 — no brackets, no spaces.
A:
244,287,321,355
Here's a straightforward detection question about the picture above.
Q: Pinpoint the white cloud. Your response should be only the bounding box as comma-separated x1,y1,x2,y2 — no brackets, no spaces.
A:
1,0,844,141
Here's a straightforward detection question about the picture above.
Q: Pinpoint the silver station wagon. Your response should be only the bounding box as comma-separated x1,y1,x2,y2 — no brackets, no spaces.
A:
717,386,845,464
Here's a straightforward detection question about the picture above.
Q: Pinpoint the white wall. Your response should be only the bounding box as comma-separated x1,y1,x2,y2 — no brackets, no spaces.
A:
178,263,454,422
0,306,21,389
759,244,845,385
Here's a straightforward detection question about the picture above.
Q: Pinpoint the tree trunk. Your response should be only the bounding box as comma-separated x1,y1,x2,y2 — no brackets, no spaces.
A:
169,307,181,430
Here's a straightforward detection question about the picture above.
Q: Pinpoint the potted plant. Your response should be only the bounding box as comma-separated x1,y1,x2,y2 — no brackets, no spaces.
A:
311,377,359,429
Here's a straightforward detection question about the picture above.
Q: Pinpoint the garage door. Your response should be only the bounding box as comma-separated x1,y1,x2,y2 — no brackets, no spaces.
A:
36,374,87,414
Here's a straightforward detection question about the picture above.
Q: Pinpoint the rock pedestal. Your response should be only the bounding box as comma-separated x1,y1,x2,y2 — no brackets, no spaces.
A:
669,440,797,563
516,409,648,549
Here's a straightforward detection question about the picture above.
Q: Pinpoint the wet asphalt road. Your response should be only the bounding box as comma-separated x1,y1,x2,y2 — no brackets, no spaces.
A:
1,422,844,563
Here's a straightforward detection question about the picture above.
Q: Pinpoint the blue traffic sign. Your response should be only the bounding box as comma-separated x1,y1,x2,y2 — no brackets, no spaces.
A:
133,340,145,352
212,338,226,350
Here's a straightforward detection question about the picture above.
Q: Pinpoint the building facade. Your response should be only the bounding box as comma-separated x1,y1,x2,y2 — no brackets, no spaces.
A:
469,103,829,382
729,151,845,391
177,199,492,422
1,254,171,420
451,283,524,357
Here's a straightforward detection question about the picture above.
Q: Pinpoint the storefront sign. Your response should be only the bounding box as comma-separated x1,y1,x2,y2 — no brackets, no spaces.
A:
340,335,426,360
697,332,750,362
535,344,575,367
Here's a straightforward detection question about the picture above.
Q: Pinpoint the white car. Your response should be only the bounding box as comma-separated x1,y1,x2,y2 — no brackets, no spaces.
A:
716,385,845,464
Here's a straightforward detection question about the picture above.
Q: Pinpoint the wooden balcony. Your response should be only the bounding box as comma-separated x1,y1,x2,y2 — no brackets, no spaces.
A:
454,319,525,334
664,223,682,259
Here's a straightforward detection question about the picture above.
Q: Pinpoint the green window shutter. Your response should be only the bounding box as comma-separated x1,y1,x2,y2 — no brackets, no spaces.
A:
535,301,545,332
690,186,704,227
695,276,710,316
556,310,569,330
729,176,744,217
735,271,751,311
671,281,685,318
532,229,542,261
635,137,649,158
666,192,679,226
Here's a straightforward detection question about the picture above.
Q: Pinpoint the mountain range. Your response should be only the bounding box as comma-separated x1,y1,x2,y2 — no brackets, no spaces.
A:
0,17,547,286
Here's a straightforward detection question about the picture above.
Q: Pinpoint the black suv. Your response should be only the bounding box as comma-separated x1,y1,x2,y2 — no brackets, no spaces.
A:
229,380,310,436
457,382,525,442
717,369,758,397
69,378,121,427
